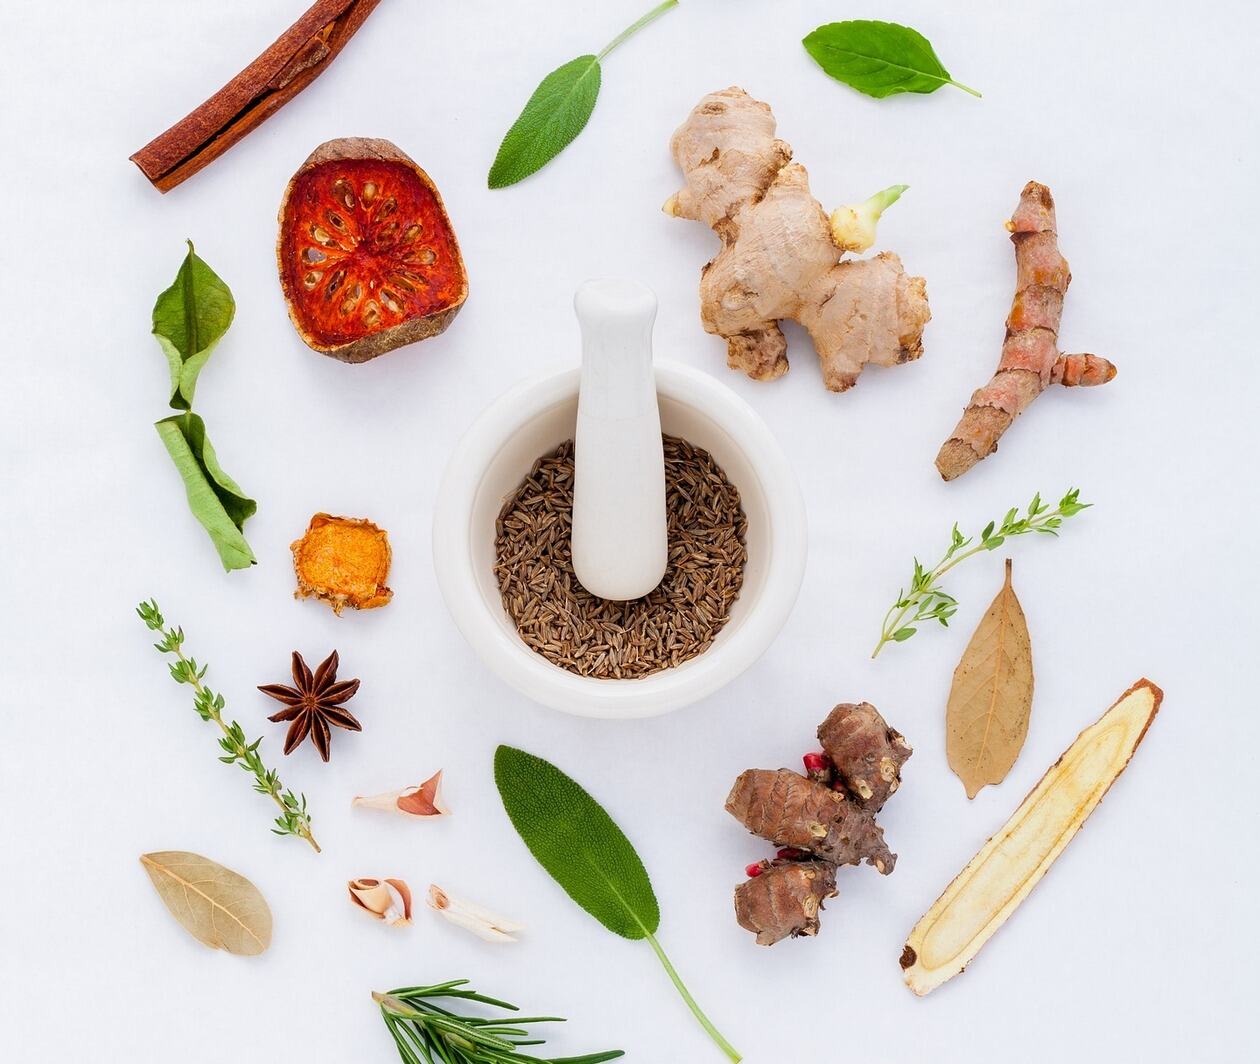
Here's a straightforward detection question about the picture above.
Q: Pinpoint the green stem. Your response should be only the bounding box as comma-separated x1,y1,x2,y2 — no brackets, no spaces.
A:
948,78,983,98
644,931,741,1062
166,635,320,852
870,542,986,658
597,0,679,61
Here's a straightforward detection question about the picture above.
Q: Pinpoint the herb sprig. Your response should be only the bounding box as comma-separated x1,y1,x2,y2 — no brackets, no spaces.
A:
374,981,624,1064
136,600,319,851
872,490,1089,658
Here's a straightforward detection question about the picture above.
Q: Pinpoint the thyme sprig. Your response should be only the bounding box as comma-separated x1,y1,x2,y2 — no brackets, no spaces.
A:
374,981,624,1064
872,489,1090,658
136,600,320,852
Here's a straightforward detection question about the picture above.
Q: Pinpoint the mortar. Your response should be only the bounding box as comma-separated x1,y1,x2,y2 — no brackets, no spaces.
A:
432,360,806,718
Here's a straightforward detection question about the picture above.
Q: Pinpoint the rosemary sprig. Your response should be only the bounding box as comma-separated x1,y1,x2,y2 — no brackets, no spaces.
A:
872,489,1090,658
136,600,320,852
373,981,624,1064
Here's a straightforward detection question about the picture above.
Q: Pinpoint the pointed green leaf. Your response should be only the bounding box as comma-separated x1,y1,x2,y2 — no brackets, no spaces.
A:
152,240,235,410
489,55,603,188
495,745,659,940
803,20,980,100
155,412,256,570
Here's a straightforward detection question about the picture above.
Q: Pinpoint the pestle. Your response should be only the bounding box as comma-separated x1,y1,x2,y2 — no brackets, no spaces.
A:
571,279,669,601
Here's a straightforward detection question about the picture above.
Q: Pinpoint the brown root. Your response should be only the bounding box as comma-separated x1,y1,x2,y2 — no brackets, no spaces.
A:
818,702,912,813
735,861,837,946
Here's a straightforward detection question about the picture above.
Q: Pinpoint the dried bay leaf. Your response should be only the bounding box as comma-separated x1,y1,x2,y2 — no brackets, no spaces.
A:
140,851,272,955
946,559,1034,798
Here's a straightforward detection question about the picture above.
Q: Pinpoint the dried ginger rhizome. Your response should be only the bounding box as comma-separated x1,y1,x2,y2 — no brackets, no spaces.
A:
292,513,393,613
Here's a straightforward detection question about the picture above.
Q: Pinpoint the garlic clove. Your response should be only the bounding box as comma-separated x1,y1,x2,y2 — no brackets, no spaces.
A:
348,877,413,927
426,884,523,943
353,770,449,818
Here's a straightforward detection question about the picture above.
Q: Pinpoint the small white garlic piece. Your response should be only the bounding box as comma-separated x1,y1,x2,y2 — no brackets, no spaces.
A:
426,884,523,943
353,770,449,818
349,878,413,927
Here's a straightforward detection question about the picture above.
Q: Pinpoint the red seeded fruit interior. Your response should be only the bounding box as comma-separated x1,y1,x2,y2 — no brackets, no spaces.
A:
281,158,463,348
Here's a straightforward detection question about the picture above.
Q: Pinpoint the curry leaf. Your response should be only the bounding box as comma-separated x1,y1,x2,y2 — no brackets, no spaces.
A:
803,20,981,99
140,851,271,955
152,240,235,410
495,746,741,1061
155,412,256,570
488,0,678,189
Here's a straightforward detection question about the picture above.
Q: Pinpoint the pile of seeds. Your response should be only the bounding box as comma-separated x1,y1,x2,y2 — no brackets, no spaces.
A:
495,436,748,679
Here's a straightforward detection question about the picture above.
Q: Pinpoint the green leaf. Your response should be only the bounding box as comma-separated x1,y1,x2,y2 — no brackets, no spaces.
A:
893,627,917,641
489,55,602,189
495,745,659,939
152,241,235,410
802,20,980,99
155,412,256,571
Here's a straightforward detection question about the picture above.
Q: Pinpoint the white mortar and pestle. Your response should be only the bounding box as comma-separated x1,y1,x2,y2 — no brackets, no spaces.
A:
433,280,806,719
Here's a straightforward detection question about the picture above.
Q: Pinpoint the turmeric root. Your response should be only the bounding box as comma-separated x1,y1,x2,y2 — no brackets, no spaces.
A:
936,182,1116,480
665,87,930,392
726,701,911,945
735,860,837,946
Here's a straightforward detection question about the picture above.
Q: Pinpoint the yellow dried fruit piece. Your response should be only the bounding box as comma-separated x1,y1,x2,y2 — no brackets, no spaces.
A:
291,513,393,614
901,679,1162,996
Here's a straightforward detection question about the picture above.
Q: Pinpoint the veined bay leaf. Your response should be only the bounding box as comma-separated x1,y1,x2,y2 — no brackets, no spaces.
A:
140,851,272,956
946,559,1034,798
494,745,659,940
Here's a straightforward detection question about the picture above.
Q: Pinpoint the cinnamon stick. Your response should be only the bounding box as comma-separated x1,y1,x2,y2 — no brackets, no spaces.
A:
130,0,383,193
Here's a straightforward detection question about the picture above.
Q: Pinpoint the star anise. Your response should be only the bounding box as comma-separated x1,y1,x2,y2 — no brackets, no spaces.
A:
259,650,361,762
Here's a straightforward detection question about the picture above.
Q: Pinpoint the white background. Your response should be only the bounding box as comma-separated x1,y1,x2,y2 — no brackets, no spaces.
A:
3,1,1257,1060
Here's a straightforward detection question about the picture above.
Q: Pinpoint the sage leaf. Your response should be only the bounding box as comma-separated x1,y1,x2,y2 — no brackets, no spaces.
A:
155,412,256,571
495,745,658,939
487,1,678,189
803,20,981,99
152,240,235,410
495,745,741,1061
489,55,602,189
140,850,272,955
946,559,1034,798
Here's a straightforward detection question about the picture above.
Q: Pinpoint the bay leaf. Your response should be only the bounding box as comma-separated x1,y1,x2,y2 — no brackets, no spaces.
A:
152,241,235,411
946,559,1034,798
140,851,272,955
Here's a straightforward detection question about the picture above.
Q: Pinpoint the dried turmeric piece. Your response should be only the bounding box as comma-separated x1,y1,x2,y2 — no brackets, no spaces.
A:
901,679,1161,995
292,513,392,614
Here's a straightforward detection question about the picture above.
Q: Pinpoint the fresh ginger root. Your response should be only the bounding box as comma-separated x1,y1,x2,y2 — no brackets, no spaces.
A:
726,701,911,945
936,182,1117,480
665,87,930,391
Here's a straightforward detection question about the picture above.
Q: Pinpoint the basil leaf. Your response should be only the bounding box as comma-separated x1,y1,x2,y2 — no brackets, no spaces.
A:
152,240,235,410
155,412,256,571
495,745,659,940
489,55,602,189
803,20,981,99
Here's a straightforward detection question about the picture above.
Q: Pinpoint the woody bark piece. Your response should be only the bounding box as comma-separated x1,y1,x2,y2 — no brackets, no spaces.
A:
735,861,837,946
900,679,1162,996
726,768,895,873
130,0,384,192
817,702,912,813
935,182,1117,480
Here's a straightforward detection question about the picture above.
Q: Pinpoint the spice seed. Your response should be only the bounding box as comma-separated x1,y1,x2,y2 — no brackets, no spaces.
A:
494,436,747,680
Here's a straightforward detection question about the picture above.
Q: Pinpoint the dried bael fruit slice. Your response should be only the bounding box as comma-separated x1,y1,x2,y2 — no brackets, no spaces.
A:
278,138,467,363
292,513,393,613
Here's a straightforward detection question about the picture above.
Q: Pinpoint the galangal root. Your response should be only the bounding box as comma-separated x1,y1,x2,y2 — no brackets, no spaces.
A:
726,702,911,945
901,679,1161,995
936,182,1116,480
665,87,930,392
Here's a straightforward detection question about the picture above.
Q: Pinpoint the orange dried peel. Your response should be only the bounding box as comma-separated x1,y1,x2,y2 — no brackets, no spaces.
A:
291,513,392,614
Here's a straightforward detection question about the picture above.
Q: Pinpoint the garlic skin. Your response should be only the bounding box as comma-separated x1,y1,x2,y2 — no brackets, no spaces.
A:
426,884,523,943
829,184,909,254
349,878,413,927
353,770,448,818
